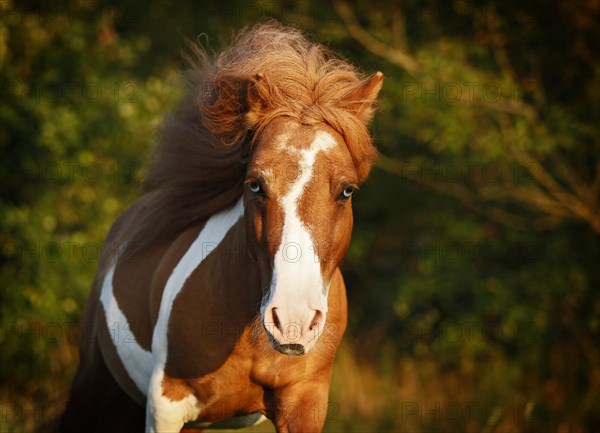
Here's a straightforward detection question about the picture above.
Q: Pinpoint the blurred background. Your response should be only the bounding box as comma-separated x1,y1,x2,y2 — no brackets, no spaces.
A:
1,0,599,432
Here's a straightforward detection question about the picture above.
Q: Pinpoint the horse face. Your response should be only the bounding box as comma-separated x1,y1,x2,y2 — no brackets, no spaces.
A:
244,118,357,355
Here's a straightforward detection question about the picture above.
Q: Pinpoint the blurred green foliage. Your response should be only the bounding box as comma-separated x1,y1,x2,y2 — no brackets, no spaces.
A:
1,1,598,432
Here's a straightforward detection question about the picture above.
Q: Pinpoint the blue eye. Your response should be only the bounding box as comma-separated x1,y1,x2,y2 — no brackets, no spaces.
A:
340,186,355,200
249,181,264,195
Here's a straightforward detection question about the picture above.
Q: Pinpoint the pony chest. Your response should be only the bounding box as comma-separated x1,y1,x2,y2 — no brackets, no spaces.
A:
160,360,266,428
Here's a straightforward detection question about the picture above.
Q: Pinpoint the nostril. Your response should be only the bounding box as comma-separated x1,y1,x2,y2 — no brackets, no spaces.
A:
271,308,281,331
309,310,324,332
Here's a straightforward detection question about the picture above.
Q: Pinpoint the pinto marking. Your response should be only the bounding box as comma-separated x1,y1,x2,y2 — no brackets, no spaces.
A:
63,23,382,433
146,197,245,433
100,264,154,395
147,367,201,433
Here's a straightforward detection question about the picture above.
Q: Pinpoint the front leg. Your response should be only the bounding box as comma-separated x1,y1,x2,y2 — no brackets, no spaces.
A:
146,366,200,433
271,381,331,433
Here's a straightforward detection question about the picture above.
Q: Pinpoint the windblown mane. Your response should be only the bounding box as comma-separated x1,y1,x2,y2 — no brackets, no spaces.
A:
121,21,378,258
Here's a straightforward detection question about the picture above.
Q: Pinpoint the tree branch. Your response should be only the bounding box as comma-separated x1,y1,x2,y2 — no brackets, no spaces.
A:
334,0,421,75
337,2,600,234
497,114,600,232
376,154,546,230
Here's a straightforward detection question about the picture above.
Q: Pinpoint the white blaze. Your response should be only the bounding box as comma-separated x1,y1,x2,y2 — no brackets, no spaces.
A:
262,131,336,339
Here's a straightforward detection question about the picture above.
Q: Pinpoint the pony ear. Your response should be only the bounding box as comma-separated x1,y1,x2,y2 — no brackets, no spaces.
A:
200,73,269,146
244,73,273,129
343,72,384,124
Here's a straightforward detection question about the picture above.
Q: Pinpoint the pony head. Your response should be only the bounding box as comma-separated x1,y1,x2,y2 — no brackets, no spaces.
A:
200,24,383,355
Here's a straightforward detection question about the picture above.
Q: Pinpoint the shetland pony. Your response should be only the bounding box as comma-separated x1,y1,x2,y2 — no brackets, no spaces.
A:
61,22,382,433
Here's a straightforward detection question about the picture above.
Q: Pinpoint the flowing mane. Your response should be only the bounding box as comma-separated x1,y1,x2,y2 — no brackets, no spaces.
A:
121,21,379,258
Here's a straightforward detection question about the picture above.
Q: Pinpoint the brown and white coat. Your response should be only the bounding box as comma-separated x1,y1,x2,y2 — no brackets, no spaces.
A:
61,22,382,433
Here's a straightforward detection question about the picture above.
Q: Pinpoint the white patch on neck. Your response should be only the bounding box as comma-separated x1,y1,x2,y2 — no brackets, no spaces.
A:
100,264,154,395
100,197,245,419
146,196,245,432
265,131,336,312
151,196,244,359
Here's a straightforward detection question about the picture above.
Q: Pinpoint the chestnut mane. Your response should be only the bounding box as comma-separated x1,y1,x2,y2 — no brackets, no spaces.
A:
121,21,378,258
